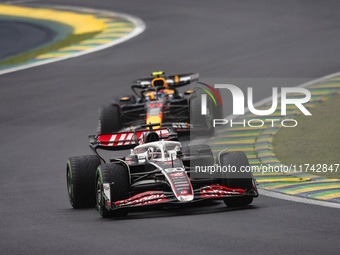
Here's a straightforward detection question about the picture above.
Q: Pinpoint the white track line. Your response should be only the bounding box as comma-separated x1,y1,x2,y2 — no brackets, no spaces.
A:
259,188,340,209
0,6,146,76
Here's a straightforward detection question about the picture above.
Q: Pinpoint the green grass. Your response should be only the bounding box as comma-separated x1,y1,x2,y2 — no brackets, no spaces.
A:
0,31,99,66
273,92,340,179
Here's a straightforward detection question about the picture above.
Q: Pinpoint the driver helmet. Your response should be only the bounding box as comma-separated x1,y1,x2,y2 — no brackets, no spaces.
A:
142,131,160,144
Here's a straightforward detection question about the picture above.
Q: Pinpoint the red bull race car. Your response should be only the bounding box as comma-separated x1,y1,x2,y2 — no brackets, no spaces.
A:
97,72,223,135
66,124,258,218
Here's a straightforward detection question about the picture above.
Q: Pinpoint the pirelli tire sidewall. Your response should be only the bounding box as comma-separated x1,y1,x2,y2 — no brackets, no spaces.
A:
190,91,214,136
66,155,101,208
96,162,130,218
217,151,254,207
98,104,122,135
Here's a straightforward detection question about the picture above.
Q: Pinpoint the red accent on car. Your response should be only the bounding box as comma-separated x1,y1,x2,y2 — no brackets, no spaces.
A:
97,129,169,146
115,191,168,207
200,185,245,198
170,172,184,177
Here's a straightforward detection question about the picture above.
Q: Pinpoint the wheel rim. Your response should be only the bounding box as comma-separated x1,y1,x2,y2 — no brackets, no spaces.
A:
96,176,102,208
67,168,72,199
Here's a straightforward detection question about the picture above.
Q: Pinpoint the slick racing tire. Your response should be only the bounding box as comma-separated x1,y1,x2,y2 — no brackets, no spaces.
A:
190,90,214,136
98,104,121,134
66,155,101,209
212,88,224,120
96,163,129,218
217,151,254,207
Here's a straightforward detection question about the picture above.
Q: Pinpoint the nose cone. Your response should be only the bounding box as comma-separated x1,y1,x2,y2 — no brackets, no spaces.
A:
177,195,194,202
146,115,162,129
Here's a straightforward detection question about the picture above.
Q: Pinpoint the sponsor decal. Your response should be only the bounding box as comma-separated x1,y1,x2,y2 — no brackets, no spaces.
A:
115,191,168,207
170,172,184,177
165,170,193,199
200,185,245,198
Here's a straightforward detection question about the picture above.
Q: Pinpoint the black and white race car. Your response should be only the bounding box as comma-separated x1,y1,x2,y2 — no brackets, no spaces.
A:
98,72,222,136
66,125,258,217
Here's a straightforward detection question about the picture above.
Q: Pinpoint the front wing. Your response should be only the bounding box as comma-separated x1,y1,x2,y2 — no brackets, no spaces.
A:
101,184,258,211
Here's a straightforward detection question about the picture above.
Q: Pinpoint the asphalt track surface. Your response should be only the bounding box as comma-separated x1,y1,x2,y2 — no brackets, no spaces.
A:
1,0,340,254
0,20,56,60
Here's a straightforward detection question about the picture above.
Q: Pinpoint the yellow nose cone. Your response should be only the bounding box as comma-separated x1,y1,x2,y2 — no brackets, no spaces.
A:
146,115,162,129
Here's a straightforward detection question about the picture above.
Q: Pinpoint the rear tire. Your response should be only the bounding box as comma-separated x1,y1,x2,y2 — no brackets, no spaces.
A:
217,151,254,207
96,163,130,218
212,88,224,119
190,90,214,136
66,155,101,208
98,104,121,134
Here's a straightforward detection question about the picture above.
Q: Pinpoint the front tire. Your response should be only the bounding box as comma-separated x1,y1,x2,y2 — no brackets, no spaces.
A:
217,151,254,207
212,88,224,120
96,163,130,218
98,104,121,134
190,90,214,136
66,155,101,208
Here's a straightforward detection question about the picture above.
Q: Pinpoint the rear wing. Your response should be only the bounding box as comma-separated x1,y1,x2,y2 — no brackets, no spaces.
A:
132,73,199,88
89,128,172,151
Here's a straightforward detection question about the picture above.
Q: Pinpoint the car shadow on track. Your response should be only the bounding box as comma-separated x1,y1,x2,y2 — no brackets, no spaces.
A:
102,200,258,221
